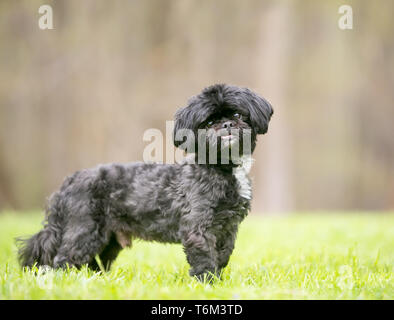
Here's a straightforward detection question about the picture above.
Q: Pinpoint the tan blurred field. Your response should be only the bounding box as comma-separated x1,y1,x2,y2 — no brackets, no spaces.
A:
1,0,393,213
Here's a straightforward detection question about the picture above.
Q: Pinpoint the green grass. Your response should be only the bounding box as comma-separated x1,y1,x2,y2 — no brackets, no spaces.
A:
0,211,393,299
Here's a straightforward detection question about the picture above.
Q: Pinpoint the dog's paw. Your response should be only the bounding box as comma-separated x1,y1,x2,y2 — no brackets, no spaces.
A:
191,270,221,284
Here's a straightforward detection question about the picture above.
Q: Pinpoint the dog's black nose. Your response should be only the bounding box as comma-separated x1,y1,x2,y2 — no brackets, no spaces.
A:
222,121,235,129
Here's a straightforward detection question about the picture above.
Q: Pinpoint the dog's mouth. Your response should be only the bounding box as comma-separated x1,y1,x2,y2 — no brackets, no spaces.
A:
221,134,234,140
219,132,239,147
217,128,238,138
218,129,240,141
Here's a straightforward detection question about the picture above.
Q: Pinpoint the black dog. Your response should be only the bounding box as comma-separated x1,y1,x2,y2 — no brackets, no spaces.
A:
17,84,273,281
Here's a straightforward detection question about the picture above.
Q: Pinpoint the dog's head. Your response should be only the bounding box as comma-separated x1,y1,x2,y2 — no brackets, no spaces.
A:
173,84,273,165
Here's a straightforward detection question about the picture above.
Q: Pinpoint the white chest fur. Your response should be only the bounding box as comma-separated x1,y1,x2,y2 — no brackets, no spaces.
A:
233,156,253,200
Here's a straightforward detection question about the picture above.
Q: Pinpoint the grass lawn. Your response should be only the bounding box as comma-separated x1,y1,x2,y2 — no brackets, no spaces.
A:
0,211,393,299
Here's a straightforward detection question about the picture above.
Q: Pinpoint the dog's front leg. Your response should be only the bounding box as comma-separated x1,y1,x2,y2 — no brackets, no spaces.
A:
180,215,218,281
216,225,238,271
182,231,218,282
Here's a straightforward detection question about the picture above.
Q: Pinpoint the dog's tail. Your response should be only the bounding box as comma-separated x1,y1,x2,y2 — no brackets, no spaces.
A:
16,194,64,268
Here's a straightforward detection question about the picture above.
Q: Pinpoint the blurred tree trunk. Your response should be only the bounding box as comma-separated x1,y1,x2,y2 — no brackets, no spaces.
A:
252,2,293,214
0,155,16,209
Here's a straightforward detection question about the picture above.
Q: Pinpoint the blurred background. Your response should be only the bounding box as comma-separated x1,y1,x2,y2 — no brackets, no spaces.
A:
0,0,393,214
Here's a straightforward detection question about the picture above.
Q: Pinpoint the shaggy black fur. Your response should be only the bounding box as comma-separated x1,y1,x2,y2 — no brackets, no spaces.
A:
17,84,273,281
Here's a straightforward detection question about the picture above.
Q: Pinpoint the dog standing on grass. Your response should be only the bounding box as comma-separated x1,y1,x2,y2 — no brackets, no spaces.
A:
17,84,273,281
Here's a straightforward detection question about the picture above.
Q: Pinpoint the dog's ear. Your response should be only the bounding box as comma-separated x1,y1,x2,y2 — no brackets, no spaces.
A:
173,94,213,148
173,106,193,148
243,88,274,135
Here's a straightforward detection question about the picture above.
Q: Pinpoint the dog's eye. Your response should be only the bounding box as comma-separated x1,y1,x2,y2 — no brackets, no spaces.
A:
233,113,241,119
207,120,214,126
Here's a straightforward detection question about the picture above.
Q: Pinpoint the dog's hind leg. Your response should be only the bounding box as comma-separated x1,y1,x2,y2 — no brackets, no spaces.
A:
98,232,129,271
52,217,110,270
87,258,101,271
